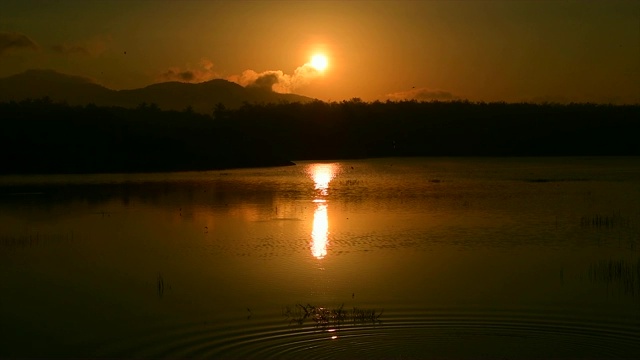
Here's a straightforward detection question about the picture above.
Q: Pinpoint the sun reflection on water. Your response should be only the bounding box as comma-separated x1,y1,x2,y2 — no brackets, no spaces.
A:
311,203,328,259
307,163,340,259
309,163,338,196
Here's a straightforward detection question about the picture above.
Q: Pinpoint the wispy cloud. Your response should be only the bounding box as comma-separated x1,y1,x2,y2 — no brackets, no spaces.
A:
51,43,91,56
228,62,323,93
385,87,458,101
158,58,218,83
51,36,110,57
0,31,39,56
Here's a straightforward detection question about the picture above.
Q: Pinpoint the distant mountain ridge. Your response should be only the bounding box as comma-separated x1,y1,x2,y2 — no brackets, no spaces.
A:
0,69,314,113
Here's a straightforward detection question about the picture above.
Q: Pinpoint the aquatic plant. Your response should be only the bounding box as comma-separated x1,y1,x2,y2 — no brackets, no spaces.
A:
157,274,165,298
282,303,382,328
588,258,640,298
580,212,631,228
0,232,74,248
525,178,589,183
340,179,362,186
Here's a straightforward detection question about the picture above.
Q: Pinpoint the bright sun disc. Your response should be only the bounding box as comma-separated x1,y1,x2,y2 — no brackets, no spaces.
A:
311,54,328,71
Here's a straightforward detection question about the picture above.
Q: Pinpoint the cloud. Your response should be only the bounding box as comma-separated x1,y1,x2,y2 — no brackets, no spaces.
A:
228,63,323,93
158,58,219,83
248,72,280,90
0,31,39,56
159,69,196,82
158,58,323,91
51,43,91,56
51,36,110,56
384,87,458,101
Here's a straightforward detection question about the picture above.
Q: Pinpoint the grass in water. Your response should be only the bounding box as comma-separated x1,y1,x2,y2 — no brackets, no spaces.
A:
282,303,382,328
0,232,74,248
157,274,165,298
580,212,630,228
588,258,640,297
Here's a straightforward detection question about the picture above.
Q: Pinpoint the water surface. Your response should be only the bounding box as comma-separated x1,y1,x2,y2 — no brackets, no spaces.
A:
1,157,640,358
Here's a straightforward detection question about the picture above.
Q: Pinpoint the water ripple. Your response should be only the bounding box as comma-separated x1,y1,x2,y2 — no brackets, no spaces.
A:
103,306,640,358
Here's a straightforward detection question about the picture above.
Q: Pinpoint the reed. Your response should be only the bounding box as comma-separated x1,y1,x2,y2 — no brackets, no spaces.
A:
157,274,165,298
588,258,640,297
580,212,630,228
340,179,362,186
0,232,74,248
283,303,382,328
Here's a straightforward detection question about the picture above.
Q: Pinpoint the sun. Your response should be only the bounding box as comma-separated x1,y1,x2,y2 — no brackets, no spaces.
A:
310,54,328,72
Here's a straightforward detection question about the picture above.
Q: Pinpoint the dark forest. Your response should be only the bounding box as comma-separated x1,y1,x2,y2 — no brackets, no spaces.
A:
1,98,638,174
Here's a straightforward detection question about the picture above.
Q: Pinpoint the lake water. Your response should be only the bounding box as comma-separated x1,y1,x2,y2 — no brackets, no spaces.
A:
1,157,640,358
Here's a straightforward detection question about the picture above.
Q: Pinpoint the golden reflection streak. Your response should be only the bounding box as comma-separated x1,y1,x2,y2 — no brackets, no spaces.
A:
307,163,339,259
311,203,328,259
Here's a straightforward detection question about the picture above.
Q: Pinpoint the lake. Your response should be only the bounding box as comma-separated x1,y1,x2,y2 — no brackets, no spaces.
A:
1,157,640,358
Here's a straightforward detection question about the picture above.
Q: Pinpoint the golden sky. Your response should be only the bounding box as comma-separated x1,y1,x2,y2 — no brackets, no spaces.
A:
1,0,638,104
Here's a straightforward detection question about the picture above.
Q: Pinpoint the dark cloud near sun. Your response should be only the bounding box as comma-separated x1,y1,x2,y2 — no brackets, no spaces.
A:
247,73,280,90
159,69,195,82
158,59,218,83
0,31,39,56
228,63,322,93
385,87,458,102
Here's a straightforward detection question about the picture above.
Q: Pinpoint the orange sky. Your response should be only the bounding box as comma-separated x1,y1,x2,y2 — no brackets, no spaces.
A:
1,0,638,104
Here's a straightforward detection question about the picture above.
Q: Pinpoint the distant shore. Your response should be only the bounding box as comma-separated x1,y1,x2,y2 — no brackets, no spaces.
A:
0,160,297,176
1,98,638,176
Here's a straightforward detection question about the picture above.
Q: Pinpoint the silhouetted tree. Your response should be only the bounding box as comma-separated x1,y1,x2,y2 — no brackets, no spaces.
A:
1,98,638,175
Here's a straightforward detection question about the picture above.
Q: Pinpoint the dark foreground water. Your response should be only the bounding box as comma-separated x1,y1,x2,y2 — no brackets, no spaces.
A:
1,157,640,359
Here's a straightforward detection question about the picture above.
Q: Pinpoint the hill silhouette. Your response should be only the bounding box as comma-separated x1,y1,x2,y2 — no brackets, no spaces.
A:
0,69,313,113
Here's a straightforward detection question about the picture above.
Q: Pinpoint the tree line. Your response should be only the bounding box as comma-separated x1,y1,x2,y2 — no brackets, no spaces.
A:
1,97,638,174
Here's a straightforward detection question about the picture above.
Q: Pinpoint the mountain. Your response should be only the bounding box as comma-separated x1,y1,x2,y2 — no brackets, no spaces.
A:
0,69,314,113
0,69,114,105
